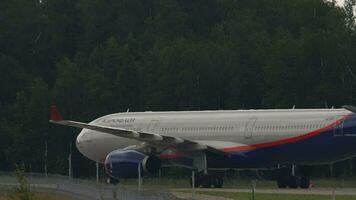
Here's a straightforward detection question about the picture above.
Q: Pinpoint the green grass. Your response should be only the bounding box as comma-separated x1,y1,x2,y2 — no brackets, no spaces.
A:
0,192,79,200
118,177,356,189
194,191,356,200
312,178,356,188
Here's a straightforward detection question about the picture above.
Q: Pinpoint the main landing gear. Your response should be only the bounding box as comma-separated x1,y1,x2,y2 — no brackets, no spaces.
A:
190,153,224,188
277,165,311,189
190,172,224,188
106,176,119,185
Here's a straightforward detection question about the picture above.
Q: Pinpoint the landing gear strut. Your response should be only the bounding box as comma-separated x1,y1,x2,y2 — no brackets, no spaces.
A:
190,172,224,188
277,165,310,189
190,152,224,188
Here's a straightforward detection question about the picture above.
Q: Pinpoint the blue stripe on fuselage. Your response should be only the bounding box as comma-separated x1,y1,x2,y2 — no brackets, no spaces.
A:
209,113,356,168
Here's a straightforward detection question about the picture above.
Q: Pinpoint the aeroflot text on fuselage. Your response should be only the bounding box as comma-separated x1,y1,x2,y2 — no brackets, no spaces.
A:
101,118,136,124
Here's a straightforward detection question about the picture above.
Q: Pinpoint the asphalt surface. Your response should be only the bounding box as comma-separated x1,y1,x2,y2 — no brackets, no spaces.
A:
173,187,356,196
0,174,173,200
172,191,234,200
2,173,356,199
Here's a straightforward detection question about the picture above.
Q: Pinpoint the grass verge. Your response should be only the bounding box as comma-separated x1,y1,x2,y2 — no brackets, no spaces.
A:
179,191,356,200
0,192,79,200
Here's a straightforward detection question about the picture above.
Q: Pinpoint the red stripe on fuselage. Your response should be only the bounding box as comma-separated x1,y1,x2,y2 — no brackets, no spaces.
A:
158,114,351,159
222,114,350,152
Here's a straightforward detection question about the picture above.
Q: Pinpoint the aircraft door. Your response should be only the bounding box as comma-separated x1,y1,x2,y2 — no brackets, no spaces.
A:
244,116,258,138
146,119,159,133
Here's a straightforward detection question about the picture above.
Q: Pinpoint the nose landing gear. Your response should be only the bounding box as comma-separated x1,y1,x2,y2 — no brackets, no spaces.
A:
106,176,119,185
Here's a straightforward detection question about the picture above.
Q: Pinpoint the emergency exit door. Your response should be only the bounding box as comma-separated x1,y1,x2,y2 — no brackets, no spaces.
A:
244,116,257,138
146,120,159,133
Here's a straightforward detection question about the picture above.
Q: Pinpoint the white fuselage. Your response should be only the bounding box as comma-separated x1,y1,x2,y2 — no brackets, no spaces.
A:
75,108,351,163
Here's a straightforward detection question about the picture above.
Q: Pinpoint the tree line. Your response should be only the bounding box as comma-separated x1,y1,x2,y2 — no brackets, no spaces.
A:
0,0,355,177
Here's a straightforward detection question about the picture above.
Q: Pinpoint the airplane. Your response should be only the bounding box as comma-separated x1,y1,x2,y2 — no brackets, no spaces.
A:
50,105,356,189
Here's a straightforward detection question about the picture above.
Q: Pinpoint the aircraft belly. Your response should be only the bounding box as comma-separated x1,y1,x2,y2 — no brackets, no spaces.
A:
222,132,356,168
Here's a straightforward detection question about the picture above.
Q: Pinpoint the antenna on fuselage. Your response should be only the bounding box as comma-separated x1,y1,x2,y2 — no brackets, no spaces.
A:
126,108,130,113
292,105,295,110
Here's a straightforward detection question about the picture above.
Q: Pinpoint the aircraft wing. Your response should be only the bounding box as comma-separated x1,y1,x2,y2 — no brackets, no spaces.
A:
49,106,228,155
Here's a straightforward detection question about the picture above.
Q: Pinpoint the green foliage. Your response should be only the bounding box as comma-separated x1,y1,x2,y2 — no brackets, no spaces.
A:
0,0,356,177
9,165,37,200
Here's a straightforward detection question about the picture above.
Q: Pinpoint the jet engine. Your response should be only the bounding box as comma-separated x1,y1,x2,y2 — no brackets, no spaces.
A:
105,149,161,179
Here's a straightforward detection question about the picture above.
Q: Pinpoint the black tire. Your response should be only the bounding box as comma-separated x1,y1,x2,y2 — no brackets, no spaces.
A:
189,175,200,188
107,177,119,185
277,178,288,188
300,177,310,189
201,175,212,188
277,167,289,189
288,176,299,189
212,176,223,188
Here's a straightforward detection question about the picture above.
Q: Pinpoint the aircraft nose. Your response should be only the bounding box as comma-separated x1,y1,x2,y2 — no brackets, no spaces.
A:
76,129,87,151
75,129,102,162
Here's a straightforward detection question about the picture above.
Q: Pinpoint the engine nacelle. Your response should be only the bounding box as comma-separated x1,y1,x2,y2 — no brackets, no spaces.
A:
105,149,161,179
142,154,161,174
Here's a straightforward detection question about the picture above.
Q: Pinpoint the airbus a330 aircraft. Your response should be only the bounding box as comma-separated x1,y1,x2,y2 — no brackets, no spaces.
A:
50,105,356,189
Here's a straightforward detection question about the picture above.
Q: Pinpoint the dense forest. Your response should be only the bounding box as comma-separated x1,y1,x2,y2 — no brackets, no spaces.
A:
0,0,356,178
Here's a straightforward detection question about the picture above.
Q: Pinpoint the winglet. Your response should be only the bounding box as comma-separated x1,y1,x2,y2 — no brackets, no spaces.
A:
343,105,356,113
50,105,63,121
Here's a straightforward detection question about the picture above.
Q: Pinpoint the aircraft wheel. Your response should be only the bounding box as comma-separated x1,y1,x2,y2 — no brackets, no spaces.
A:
277,178,288,188
189,174,200,188
300,177,310,189
277,167,289,188
212,176,223,188
106,177,119,185
288,176,299,189
201,175,212,188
